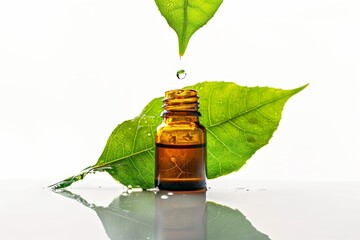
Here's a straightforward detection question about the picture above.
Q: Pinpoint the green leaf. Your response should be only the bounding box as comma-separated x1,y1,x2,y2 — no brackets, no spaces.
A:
50,81,307,190
55,190,271,240
190,82,308,179
154,0,223,56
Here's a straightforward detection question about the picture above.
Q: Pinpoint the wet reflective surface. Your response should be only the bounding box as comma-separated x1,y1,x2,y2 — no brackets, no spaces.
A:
56,189,269,240
1,180,360,239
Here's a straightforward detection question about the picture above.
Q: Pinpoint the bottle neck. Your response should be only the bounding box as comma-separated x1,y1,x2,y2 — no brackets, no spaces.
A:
162,111,200,124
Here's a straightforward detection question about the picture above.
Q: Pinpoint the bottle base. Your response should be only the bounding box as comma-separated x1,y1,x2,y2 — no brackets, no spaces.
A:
155,179,206,191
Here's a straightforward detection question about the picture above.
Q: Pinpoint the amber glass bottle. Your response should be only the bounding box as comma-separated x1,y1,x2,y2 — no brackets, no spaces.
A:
155,89,206,191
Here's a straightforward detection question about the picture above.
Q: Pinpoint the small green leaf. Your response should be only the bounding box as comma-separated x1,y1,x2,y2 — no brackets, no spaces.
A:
154,0,223,56
50,82,307,190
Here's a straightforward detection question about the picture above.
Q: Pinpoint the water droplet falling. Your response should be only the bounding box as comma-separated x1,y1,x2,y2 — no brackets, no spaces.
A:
176,69,186,80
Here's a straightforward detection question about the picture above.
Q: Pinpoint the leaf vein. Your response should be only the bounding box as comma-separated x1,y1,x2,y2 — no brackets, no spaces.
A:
208,86,215,126
228,119,260,135
207,128,242,159
255,108,277,124
128,156,147,186
209,91,295,128
182,0,188,51
96,147,155,170
208,148,222,174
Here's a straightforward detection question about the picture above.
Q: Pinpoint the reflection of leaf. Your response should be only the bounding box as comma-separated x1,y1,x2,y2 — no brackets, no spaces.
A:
155,0,223,56
55,190,271,240
50,82,307,190
207,202,270,240
57,190,155,240
95,192,155,240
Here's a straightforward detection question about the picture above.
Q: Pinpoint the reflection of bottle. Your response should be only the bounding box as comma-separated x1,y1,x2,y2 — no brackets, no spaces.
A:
155,190,206,240
155,89,206,191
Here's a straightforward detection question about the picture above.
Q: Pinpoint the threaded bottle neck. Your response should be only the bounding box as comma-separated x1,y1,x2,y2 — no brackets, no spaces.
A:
162,89,201,117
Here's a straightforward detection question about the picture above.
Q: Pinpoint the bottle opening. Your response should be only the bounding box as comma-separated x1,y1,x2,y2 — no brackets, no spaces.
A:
162,89,200,114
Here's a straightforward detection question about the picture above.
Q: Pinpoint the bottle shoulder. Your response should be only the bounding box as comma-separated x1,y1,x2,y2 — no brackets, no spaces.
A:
156,122,206,145
156,122,206,132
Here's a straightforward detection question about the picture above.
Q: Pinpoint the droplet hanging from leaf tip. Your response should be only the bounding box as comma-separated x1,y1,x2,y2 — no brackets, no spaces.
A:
176,69,186,80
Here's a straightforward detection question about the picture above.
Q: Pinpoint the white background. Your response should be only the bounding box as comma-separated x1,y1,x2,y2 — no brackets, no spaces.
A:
1,0,359,183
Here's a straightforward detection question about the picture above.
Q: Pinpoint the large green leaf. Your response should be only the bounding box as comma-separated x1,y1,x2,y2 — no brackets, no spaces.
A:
50,81,307,190
154,0,223,56
56,190,271,240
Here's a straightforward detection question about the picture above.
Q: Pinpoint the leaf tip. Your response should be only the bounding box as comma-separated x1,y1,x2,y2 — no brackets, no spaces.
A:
293,83,310,94
179,43,186,57
302,82,310,89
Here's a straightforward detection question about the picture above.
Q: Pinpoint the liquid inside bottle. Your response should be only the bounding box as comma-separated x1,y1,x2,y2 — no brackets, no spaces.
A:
155,89,206,191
